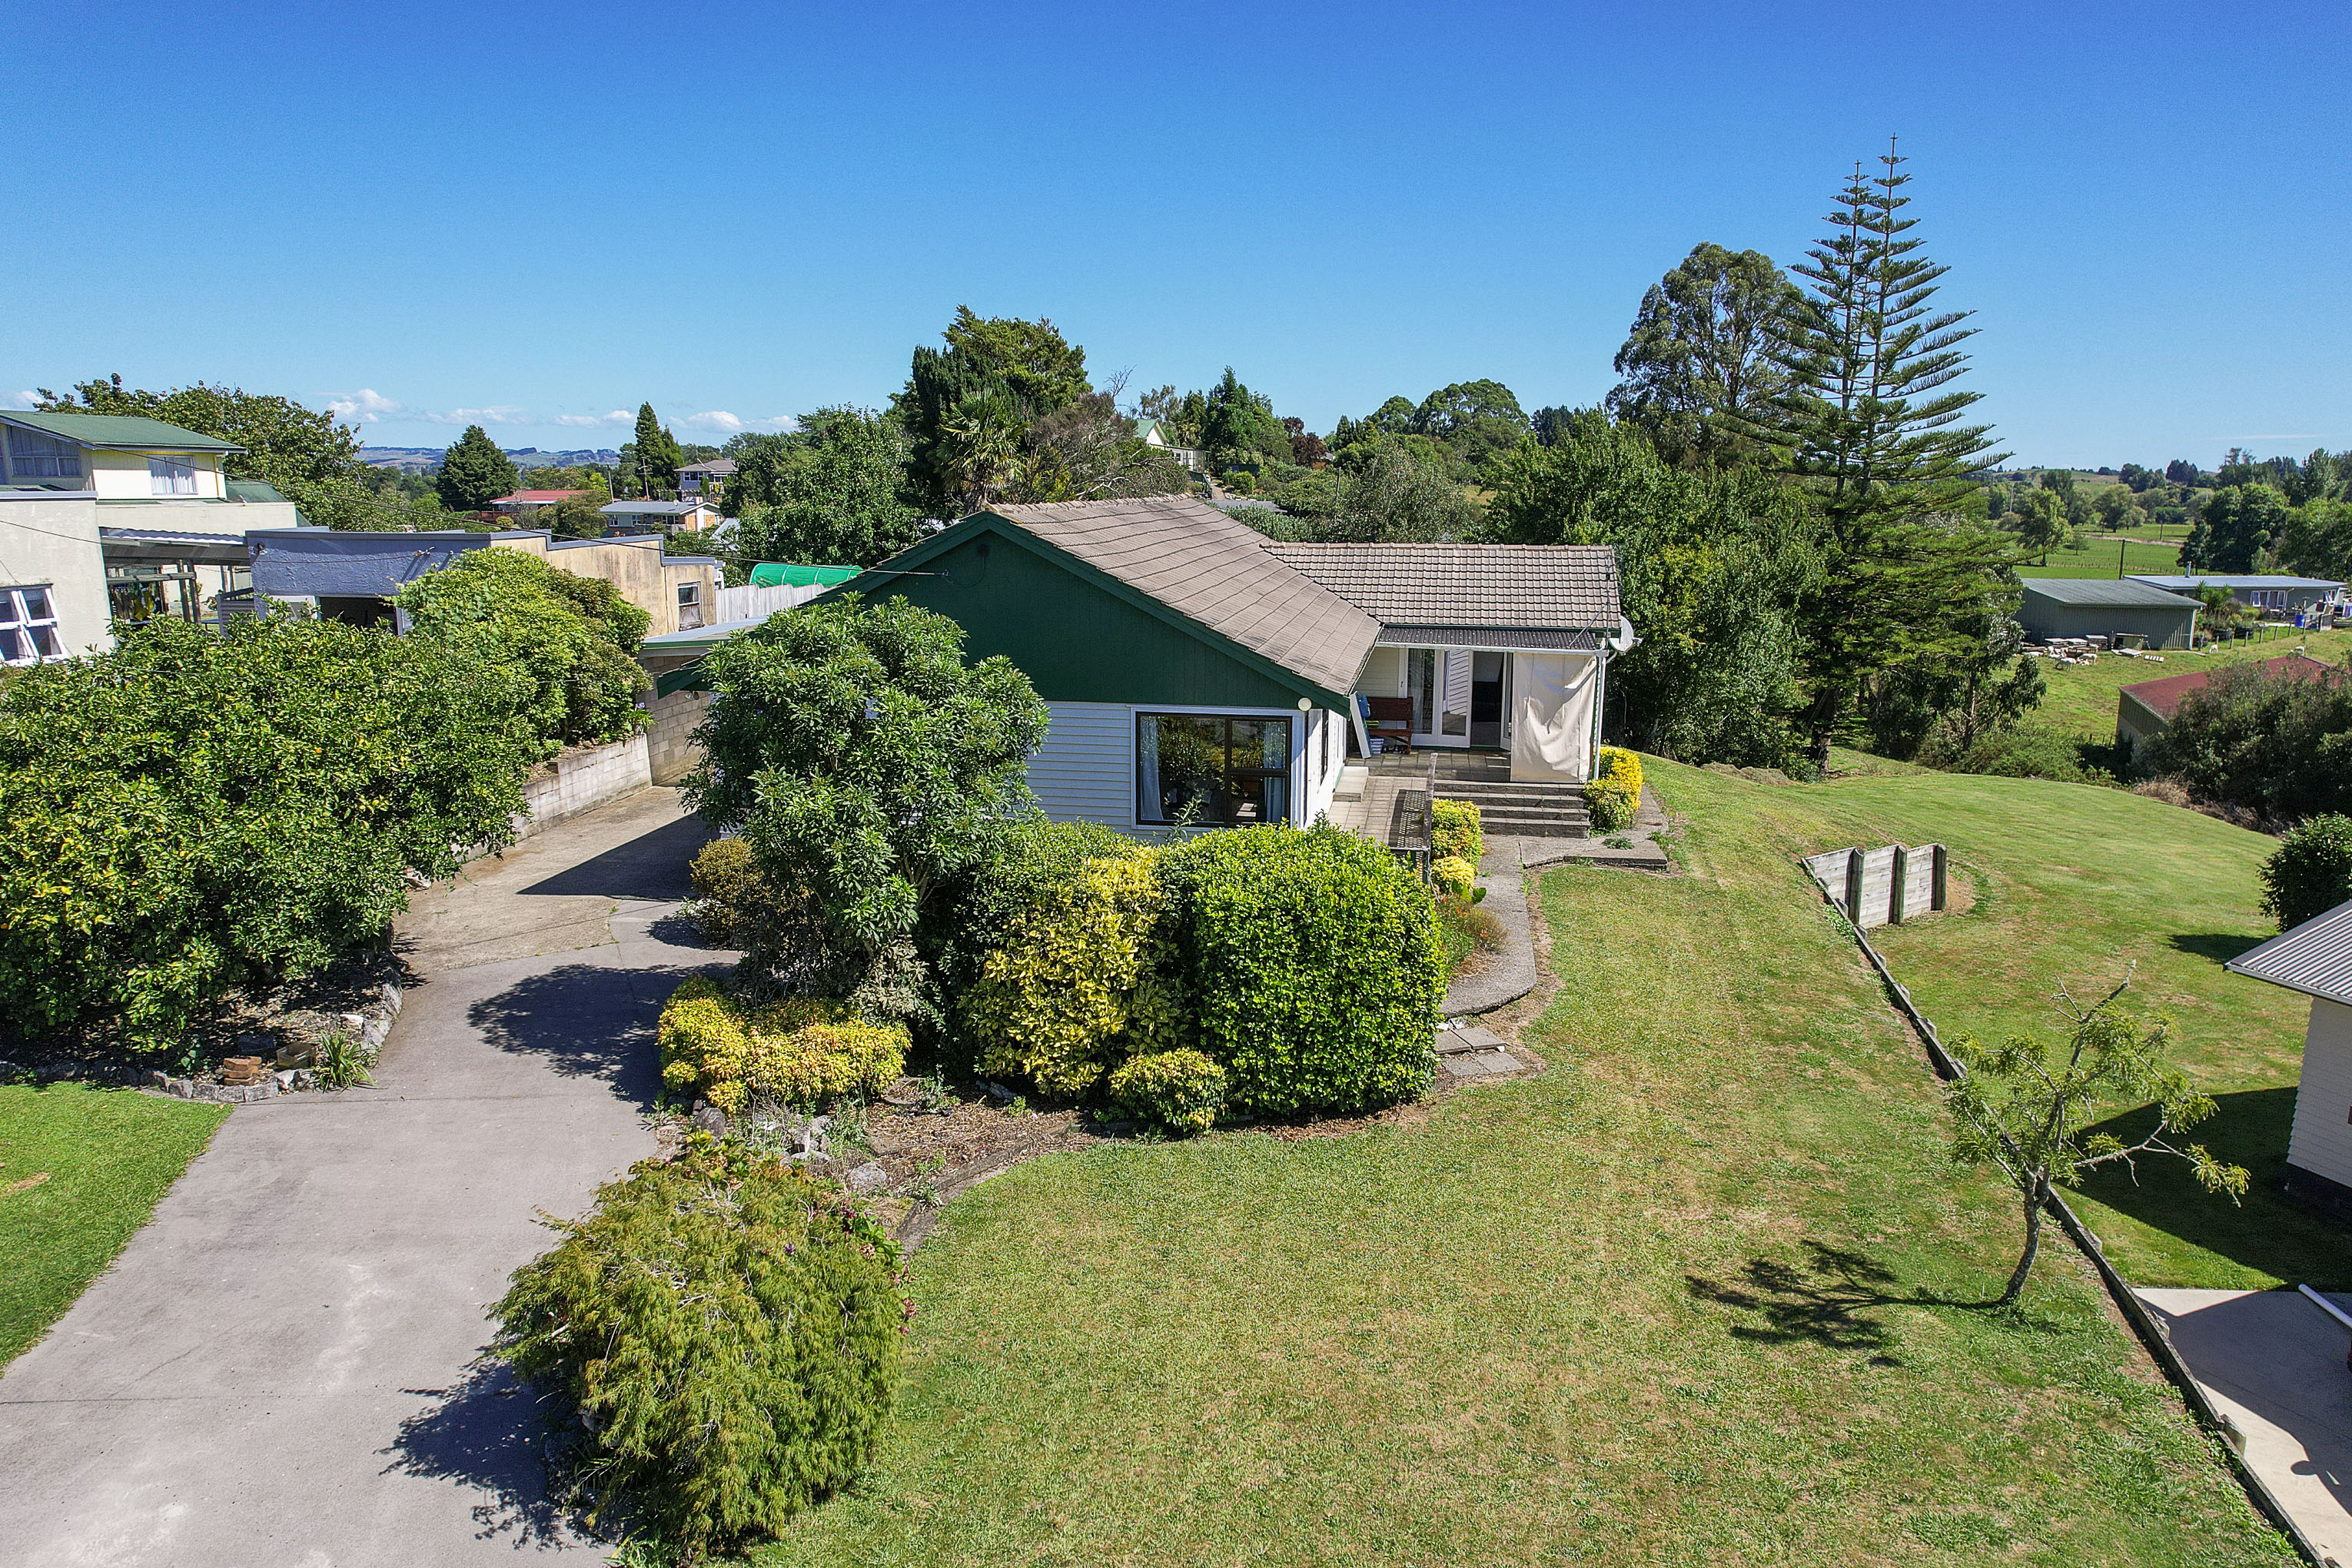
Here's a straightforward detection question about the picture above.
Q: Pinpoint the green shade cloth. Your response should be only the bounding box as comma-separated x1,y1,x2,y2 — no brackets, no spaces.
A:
747,561,860,588
653,663,709,698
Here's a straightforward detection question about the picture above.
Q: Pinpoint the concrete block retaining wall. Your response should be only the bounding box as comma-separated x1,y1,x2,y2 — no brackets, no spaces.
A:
517,734,652,839
647,689,713,786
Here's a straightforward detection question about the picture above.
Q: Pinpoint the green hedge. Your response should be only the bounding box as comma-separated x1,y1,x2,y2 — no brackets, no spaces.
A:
490,1140,904,1553
1107,1048,1227,1136
2261,814,2352,931
1153,825,1442,1116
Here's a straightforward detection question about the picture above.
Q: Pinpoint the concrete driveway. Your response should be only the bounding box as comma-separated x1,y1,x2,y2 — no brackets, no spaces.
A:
2140,1287,2352,1563
0,789,717,1567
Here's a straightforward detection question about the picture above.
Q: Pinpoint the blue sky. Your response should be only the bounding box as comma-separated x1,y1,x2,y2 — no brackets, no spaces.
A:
7,1,2345,467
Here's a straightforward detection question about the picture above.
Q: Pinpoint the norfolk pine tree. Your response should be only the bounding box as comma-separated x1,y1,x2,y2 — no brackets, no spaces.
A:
1762,143,2018,763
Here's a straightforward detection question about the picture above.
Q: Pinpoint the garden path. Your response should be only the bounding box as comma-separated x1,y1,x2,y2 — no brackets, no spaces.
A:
0,789,719,1567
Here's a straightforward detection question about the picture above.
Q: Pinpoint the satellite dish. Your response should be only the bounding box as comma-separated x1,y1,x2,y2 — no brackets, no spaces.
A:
1607,615,1640,653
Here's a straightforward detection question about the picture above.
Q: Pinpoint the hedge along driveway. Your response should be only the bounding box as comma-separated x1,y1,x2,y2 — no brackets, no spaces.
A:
758,760,2293,1566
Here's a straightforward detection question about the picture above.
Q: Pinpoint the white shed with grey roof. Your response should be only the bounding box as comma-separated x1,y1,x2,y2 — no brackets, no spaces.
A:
2227,901,2352,1215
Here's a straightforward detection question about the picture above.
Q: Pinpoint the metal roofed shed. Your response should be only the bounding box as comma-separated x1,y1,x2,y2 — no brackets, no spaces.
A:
2128,574,2344,616
2018,578,2201,649
2227,901,2352,1217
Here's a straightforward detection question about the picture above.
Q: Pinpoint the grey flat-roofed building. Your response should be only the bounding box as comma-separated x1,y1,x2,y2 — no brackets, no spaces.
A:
2018,578,2200,649
2127,574,2343,614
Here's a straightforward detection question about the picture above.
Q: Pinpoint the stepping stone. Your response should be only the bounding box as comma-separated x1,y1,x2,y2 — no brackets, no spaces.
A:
1450,1023,1507,1051
1435,1027,1481,1055
1443,1049,1520,1078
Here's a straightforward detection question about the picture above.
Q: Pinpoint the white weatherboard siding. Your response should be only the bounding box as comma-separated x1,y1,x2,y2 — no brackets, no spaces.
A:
1029,702,1138,825
2289,998,2352,1191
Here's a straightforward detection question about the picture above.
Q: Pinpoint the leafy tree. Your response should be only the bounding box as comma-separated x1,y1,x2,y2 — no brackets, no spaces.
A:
2261,816,2352,929
1410,379,1530,475
1367,395,1417,434
684,597,1050,1028
892,308,1092,516
1606,244,1802,469
0,616,535,1051
1324,437,1477,541
1864,593,2045,762
1199,368,1291,473
632,403,682,497
2181,482,2293,572
2141,660,2352,820
1020,391,1189,503
435,425,520,513
2276,497,2352,580
2089,482,2138,533
1482,411,1818,766
2008,487,2067,563
2164,458,2205,487
1759,144,2014,762
731,408,924,569
36,374,374,525
1530,406,1578,447
546,493,607,540
938,306,1090,411
1947,979,2245,1305
1283,417,1330,467
396,548,649,755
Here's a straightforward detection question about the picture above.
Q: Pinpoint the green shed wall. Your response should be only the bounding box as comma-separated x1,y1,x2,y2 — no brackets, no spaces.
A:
854,528,1316,707
2018,596,2197,650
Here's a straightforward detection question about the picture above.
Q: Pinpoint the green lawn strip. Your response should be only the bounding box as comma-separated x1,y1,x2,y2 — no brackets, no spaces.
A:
757,759,2290,1566
0,1084,227,1366
2030,626,2352,743
2016,536,2182,579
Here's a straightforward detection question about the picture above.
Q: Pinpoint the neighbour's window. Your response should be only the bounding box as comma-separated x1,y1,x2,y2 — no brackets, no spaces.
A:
676,581,705,630
0,585,63,665
149,457,197,495
4,427,82,480
1136,713,1291,826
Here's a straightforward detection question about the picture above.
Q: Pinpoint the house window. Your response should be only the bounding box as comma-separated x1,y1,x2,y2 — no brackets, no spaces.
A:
1136,713,1292,826
4,427,82,481
0,585,63,665
149,457,198,495
676,581,705,630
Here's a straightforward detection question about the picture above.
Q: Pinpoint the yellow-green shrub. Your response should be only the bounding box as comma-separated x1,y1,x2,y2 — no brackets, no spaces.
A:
658,976,908,1113
1583,780,1636,833
961,851,1167,1097
1595,745,1644,799
1106,1048,1227,1136
1431,855,1477,901
1432,799,1483,864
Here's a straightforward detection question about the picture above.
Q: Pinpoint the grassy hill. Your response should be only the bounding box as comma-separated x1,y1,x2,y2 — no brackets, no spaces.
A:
2015,534,2183,578
2031,626,2352,742
766,761,2299,1566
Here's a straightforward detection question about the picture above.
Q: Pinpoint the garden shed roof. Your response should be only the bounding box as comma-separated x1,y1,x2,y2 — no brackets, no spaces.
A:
2228,900,2352,1005
1264,541,1623,632
2118,654,2342,722
2018,578,2197,608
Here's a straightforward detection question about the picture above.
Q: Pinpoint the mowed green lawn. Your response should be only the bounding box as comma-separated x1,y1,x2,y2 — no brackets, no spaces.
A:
762,760,2295,1566
2031,626,2352,742
0,1084,225,1366
2015,534,2182,579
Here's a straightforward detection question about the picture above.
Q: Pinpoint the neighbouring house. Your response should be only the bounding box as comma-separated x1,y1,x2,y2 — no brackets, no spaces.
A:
488,489,589,518
786,496,1629,832
247,530,719,638
2114,653,2345,754
678,459,736,507
2018,578,2201,650
1134,418,1208,472
2226,900,2352,1221
600,497,721,536
2128,574,2345,617
0,410,301,663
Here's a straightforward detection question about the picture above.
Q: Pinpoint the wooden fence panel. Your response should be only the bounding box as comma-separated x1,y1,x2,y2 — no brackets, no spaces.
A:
1803,843,1948,929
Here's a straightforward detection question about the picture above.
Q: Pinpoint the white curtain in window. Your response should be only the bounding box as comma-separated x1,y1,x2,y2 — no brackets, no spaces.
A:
149,457,195,495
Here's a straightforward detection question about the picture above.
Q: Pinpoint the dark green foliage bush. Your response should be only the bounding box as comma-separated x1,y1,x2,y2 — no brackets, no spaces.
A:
1152,825,1442,1116
396,547,651,756
2261,815,2352,930
490,1140,905,1553
2141,663,2352,820
1927,722,2108,783
0,616,534,1050
1106,1048,1227,1135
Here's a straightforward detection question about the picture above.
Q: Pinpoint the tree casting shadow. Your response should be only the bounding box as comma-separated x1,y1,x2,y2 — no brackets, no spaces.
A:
463,961,708,1106
1687,1240,2003,1358
520,812,711,902
380,1360,579,1549
2166,932,2269,967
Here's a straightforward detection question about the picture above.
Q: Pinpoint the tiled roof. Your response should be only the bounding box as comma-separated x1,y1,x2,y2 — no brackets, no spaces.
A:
2119,653,2342,722
1373,626,1599,651
2228,899,2352,1005
1264,541,1621,630
988,496,1381,697
2021,578,2205,608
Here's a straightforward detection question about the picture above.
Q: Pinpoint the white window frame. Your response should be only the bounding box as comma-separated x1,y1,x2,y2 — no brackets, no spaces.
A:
0,584,64,666
676,580,705,630
149,456,198,496
4,427,84,481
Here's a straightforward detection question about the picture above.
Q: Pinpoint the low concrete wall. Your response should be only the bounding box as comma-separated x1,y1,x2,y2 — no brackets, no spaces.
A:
517,734,652,839
647,688,712,785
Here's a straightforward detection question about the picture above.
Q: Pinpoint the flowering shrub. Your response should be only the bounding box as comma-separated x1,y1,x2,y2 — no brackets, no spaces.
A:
961,851,1171,1096
1432,799,1483,865
490,1139,905,1554
1107,1048,1228,1136
1583,780,1636,833
1431,855,1477,901
657,976,906,1112
1594,745,1645,799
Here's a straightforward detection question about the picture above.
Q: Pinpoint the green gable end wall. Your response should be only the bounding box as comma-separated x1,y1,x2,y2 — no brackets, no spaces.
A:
856,529,1310,708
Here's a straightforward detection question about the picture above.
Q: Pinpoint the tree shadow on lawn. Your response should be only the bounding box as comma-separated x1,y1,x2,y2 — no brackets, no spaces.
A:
381,1359,584,1549
2075,1088,2352,1288
2167,932,2270,968
464,961,709,1108
1687,1241,2006,1360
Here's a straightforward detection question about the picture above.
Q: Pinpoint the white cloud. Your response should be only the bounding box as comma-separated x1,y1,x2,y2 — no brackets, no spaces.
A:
552,410,635,428
325,388,406,424
677,410,795,435
423,405,530,426
5,390,38,409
